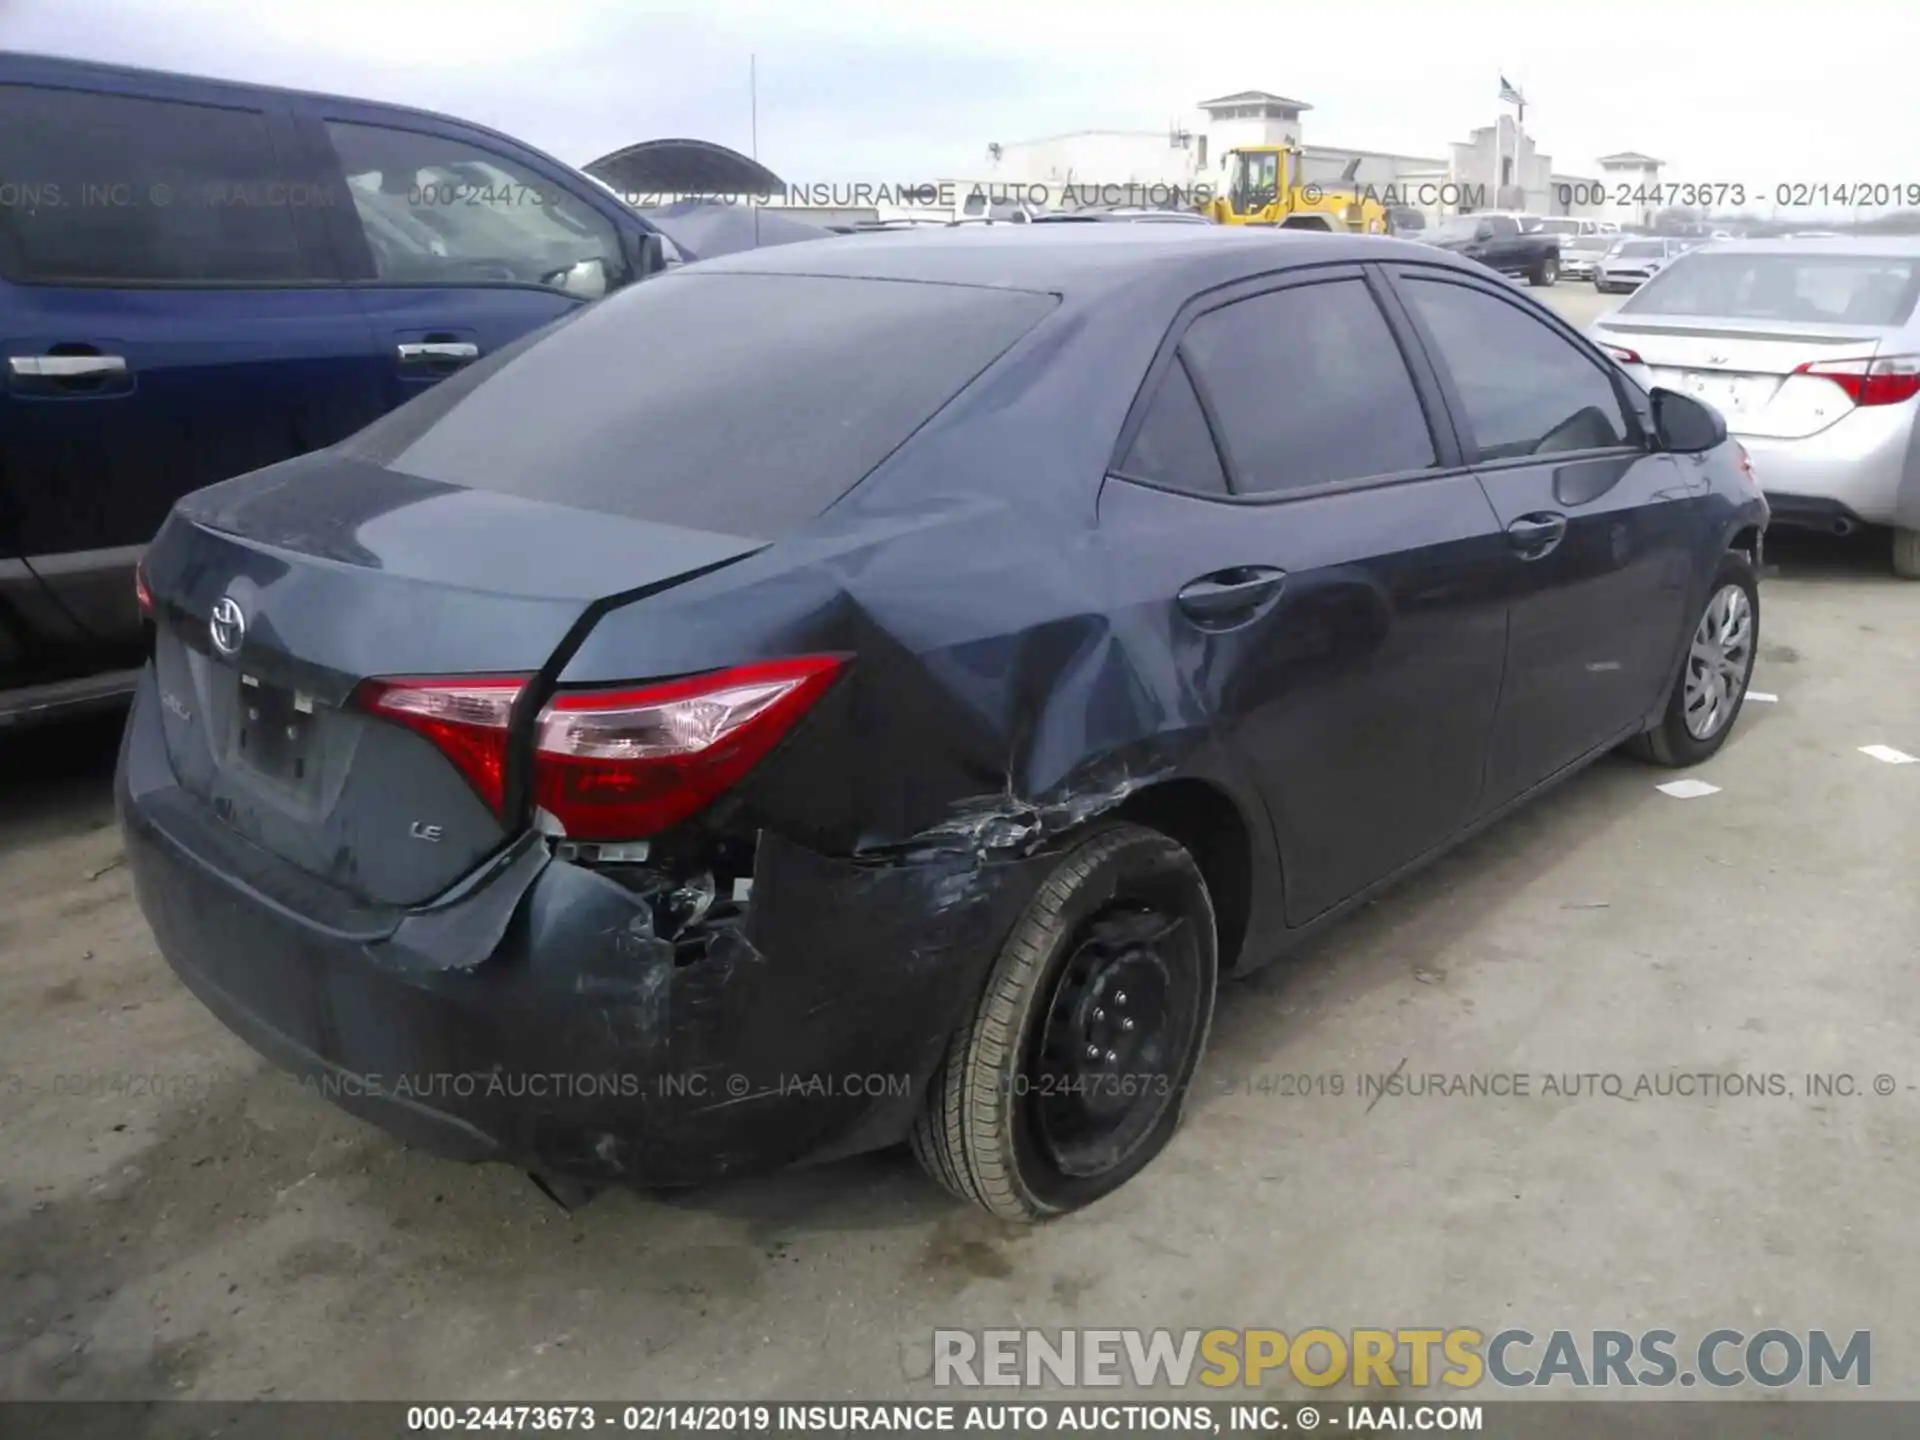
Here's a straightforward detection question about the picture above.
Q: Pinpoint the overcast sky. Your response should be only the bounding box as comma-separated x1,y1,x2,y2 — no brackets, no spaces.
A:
8,0,1918,207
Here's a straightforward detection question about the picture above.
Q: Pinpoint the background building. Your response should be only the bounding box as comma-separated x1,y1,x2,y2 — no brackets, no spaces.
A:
980,86,1665,223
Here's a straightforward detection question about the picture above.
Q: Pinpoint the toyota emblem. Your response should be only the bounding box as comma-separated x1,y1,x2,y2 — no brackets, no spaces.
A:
208,595,247,657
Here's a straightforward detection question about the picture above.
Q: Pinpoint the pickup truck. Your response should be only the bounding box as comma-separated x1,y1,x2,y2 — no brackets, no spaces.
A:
1421,212,1562,286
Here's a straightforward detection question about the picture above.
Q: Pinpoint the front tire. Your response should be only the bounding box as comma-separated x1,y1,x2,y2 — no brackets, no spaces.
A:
911,823,1218,1222
1529,256,1560,287
1626,549,1759,767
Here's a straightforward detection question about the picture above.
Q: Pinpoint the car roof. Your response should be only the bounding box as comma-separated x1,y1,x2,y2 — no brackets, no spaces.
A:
1693,236,1920,257
0,50,537,155
676,224,1461,299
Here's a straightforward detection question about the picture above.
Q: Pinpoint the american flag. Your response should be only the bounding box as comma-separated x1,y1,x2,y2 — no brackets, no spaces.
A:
1498,75,1525,105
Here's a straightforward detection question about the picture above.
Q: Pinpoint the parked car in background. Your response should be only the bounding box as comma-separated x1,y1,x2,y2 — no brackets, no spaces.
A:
1558,232,1615,280
1031,207,1214,225
0,52,670,728
1591,237,1920,575
1594,237,1689,292
121,225,1765,1221
1531,216,1616,241
1385,206,1427,236
1421,213,1562,286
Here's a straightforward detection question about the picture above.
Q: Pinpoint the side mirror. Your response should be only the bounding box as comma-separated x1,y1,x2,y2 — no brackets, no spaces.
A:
620,229,668,281
1650,387,1727,453
546,256,610,299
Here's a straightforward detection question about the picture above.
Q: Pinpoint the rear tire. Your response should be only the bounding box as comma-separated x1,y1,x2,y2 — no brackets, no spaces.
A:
911,823,1218,1222
1626,549,1760,767
1893,526,1920,579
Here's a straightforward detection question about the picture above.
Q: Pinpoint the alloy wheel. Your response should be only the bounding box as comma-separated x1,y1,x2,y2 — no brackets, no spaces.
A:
1683,583,1753,740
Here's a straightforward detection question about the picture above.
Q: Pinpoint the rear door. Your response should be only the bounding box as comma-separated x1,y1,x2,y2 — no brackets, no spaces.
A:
1385,264,1700,809
0,69,380,656
1098,266,1509,926
288,98,636,407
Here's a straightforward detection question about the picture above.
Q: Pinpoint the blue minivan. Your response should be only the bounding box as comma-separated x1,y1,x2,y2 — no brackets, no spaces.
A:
0,52,670,724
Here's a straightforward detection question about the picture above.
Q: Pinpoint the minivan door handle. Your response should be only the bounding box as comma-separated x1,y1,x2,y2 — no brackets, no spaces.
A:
1506,512,1568,559
1177,566,1288,624
397,341,480,365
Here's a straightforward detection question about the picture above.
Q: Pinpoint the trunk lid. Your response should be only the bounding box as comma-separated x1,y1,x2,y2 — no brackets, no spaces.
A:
1594,316,1888,439
143,453,761,908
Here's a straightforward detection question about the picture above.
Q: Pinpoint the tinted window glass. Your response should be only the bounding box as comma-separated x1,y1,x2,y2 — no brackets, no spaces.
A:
1624,252,1920,325
1179,280,1435,494
1616,240,1665,257
0,85,310,282
1118,358,1227,494
1403,278,1630,460
323,120,624,293
341,273,1057,536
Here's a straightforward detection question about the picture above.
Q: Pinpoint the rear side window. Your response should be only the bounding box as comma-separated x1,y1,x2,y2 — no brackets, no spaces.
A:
0,84,311,283
1178,279,1436,494
341,272,1058,536
1117,357,1227,495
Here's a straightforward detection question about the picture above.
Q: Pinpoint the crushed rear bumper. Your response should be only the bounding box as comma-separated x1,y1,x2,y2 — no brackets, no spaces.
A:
117,668,1047,1185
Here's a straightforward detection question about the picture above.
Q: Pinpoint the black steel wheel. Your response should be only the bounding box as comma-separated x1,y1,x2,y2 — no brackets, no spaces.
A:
912,823,1218,1221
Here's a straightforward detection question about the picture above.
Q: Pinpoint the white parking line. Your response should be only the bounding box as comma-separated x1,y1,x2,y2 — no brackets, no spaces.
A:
1859,745,1918,765
1657,779,1722,798
1746,691,1779,703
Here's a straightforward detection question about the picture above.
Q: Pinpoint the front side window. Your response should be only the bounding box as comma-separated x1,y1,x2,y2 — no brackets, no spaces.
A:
324,120,624,294
1402,277,1632,461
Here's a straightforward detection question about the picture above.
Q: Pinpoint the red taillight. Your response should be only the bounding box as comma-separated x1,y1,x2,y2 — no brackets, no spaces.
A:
134,558,154,617
355,677,526,815
1794,354,1920,406
533,656,844,841
352,656,844,841
1600,342,1643,365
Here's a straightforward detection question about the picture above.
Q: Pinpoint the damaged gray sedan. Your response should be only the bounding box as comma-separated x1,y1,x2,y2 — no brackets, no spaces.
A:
119,224,1766,1220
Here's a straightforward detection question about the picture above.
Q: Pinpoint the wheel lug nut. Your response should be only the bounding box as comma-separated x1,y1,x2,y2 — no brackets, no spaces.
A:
1121,1017,1134,1032
1104,1050,1118,1064
1086,1045,1101,1060
1093,1007,1105,1021
1115,991,1128,1005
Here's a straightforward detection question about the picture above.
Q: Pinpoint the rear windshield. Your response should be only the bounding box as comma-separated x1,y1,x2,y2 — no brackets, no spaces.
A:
1615,240,1666,257
1622,252,1920,325
339,272,1058,536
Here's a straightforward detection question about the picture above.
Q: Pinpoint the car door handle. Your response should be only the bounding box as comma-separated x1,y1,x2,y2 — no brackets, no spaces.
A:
1506,512,1568,558
9,354,128,378
1177,567,1288,622
397,341,480,364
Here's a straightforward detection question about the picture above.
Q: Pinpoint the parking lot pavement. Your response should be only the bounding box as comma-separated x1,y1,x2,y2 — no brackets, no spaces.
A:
1538,280,1620,328
6,549,1919,1401
1536,282,1628,330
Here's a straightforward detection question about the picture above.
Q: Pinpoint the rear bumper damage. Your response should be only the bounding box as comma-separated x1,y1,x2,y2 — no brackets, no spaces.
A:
117,669,1049,1185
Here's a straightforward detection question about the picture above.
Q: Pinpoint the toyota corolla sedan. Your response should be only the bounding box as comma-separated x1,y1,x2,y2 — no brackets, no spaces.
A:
120,226,1767,1221
1591,238,1920,575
